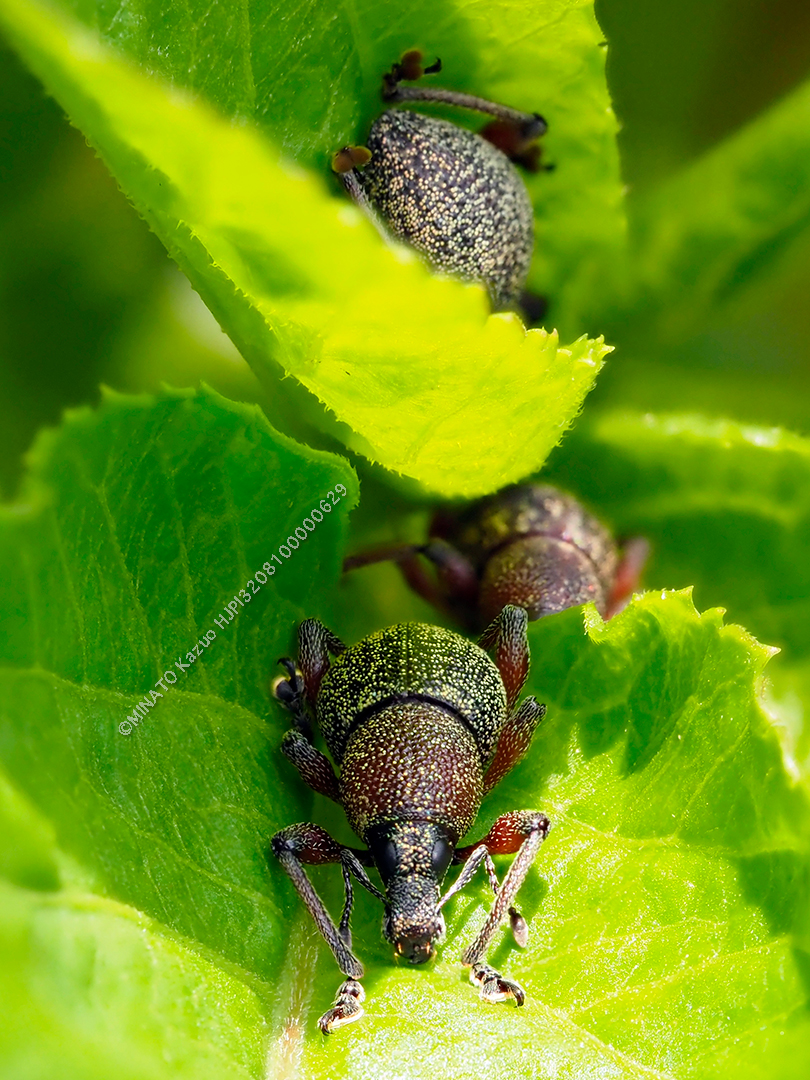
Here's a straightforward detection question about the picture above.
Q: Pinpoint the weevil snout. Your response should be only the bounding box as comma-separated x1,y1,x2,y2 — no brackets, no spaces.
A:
395,932,437,965
389,910,446,964
383,876,446,964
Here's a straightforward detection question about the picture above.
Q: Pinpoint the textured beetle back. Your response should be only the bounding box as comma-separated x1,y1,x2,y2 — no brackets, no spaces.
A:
360,111,534,311
317,623,506,764
455,484,618,583
479,535,607,622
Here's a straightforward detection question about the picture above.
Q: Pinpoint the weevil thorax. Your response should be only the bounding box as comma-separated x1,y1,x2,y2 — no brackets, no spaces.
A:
358,110,534,311
315,623,506,766
444,484,619,623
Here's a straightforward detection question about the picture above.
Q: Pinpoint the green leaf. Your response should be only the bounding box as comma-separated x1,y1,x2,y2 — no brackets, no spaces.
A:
38,0,625,339
545,410,810,660
2,393,809,1076
592,72,810,347
0,387,357,974
0,766,59,893
0,0,617,496
761,658,810,787
301,593,810,1079
0,879,269,1080
0,41,174,499
519,596,810,1080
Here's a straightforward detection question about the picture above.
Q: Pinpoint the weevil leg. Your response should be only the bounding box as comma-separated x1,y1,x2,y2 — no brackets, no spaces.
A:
318,979,366,1034
440,810,542,949
272,657,313,737
385,83,545,142
444,811,550,1006
297,619,346,708
440,842,529,941
382,52,546,146
343,541,424,574
343,543,443,610
384,49,441,85
479,604,530,711
273,621,346,738
271,823,384,1032
605,536,650,620
478,119,548,171
442,840,513,904
398,550,460,618
519,289,548,325
482,695,546,795
280,729,341,803
330,163,391,244
273,653,342,802
344,538,479,626
420,538,479,607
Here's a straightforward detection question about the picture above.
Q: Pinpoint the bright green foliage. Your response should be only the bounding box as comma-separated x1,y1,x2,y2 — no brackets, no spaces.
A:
546,411,810,660
0,389,357,976
595,74,810,347
293,594,810,1080
39,0,625,338
0,0,619,496
765,657,810,780
0,769,59,893
0,876,269,1080
517,595,810,1080
3,0,810,1076
2,396,809,1078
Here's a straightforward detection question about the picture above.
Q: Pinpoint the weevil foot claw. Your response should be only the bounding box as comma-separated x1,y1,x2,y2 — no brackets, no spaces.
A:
509,906,529,948
470,963,525,1006
318,979,365,1034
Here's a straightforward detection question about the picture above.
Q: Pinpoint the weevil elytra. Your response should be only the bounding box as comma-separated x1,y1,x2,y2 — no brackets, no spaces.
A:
345,483,650,631
271,604,549,1032
332,51,548,312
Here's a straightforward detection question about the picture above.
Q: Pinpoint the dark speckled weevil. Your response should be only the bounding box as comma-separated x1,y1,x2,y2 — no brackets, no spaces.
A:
332,51,548,312
271,605,548,1032
345,483,649,631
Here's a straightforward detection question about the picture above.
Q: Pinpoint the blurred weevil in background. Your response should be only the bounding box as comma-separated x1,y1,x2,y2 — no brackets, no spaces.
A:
345,484,649,631
332,51,548,312
271,606,549,1032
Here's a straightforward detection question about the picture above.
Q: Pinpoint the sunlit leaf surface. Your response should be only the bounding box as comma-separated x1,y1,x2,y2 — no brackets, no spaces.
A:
1,394,808,1078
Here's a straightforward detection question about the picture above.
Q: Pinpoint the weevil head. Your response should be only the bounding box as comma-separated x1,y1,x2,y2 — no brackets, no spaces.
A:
367,820,455,964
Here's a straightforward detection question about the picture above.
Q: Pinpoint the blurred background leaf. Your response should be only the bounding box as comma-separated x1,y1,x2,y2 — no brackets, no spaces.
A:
587,0,810,433
0,42,263,500
2,0,810,494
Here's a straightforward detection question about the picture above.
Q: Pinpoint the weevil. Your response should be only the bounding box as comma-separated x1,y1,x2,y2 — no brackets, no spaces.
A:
271,604,549,1032
344,483,649,631
332,51,548,311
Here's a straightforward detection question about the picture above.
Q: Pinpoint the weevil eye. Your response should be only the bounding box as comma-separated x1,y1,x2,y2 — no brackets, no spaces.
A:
431,837,453,880
374,838,399,884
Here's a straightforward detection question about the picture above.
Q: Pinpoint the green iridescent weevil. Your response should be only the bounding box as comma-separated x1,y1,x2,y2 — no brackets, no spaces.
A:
271,604,549,1032
332,51,548,312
